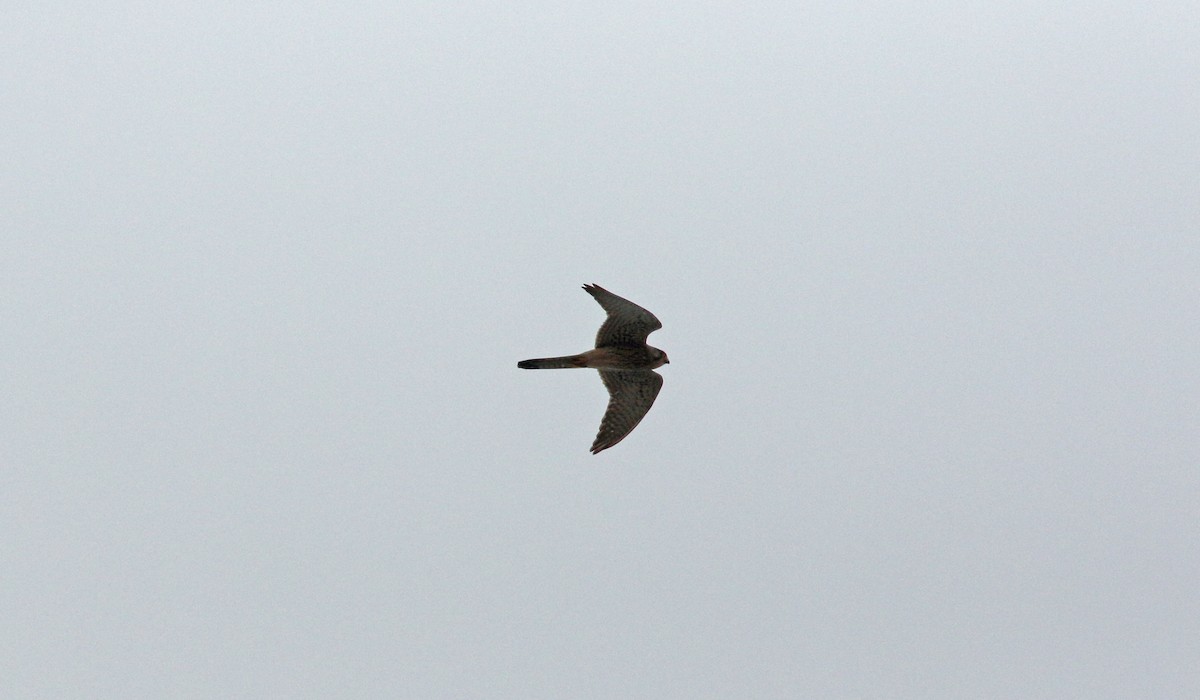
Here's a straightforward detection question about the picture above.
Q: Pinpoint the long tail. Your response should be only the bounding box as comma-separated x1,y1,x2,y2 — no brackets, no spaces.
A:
518,355,587,369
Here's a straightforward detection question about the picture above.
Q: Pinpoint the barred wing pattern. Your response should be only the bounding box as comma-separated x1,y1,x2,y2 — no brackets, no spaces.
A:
591,370,664,454
584,284,662,348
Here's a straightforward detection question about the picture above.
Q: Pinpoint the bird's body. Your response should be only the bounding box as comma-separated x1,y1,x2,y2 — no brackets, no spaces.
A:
518,284,669,454
517,345,668,371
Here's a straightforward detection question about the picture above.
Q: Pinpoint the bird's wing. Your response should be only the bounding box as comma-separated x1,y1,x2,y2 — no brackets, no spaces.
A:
583,284,662,347
591,370,663,454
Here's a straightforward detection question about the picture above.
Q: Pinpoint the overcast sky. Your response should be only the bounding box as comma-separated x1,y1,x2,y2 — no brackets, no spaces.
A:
3,2,1198,698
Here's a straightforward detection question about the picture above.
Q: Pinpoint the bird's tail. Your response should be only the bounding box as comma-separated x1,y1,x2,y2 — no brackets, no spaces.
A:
518,355,587,369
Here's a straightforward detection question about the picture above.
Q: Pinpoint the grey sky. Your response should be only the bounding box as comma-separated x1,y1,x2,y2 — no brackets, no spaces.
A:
3,2,1198,698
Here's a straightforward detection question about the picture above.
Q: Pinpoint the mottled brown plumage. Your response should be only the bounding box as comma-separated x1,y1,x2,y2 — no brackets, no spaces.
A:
518,284,669,454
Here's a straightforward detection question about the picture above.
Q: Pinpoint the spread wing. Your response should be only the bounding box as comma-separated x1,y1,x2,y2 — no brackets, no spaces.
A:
584,284,662,348
591,370,663,454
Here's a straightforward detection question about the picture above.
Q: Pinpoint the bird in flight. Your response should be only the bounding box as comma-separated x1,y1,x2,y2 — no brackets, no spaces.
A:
518,284,669,454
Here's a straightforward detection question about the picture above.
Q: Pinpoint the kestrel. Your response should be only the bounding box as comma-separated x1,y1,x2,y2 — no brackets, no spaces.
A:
518,284,669,454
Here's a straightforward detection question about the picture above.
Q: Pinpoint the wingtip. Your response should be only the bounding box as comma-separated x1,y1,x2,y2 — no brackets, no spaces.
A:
590,436,623,454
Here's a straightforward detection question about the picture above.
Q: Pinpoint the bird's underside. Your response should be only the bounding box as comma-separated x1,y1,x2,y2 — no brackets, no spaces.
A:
518,284,669,454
